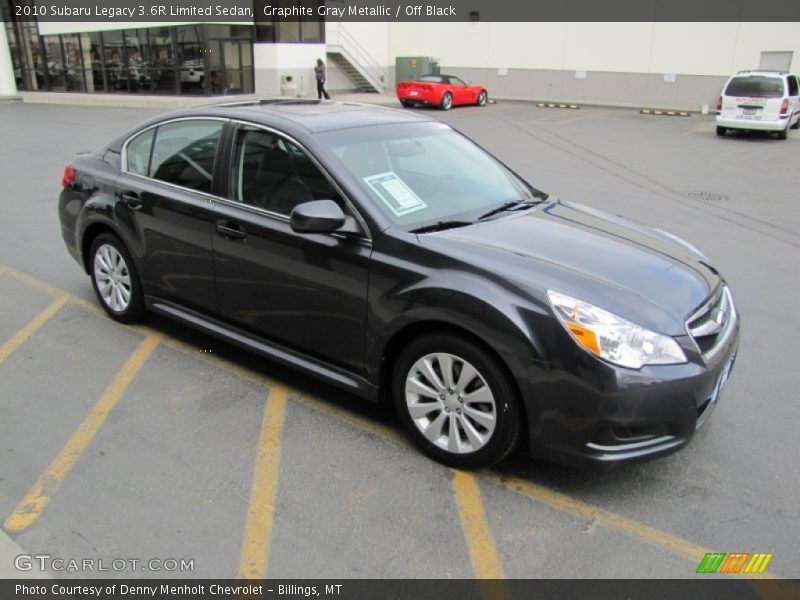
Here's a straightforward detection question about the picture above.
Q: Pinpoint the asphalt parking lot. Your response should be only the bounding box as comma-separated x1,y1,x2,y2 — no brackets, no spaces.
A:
1,99,799,581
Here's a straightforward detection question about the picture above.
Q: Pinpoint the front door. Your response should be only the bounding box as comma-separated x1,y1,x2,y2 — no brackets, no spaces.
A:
211,124,370,372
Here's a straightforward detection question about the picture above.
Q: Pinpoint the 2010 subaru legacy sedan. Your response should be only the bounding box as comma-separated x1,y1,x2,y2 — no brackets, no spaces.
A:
58,101,739,469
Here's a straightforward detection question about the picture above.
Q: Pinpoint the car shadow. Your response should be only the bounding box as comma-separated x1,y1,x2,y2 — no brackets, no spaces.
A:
142,311,672,492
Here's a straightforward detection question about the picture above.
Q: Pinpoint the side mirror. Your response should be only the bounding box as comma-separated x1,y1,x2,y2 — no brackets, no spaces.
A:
290,199,346,234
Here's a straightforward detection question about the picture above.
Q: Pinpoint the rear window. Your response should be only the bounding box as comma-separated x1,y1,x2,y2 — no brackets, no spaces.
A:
724,76,785,98
419,75,444,83
149,120,223,194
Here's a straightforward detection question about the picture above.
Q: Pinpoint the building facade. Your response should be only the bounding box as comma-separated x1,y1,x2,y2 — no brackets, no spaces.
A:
2,5,799,111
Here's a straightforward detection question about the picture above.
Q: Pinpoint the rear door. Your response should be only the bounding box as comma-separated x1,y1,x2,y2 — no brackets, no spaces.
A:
211,123,371,372
115,118,225,313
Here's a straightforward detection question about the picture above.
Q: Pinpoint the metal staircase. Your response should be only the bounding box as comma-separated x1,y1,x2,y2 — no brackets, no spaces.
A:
325,24,387,94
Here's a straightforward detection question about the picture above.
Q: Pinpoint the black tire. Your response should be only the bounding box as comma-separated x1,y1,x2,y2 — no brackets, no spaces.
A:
439,92,453,111
716,126,727,136
392,333,521,469
477,90,488,107
400,99,415,108
89,233,145,324
777,124,789,140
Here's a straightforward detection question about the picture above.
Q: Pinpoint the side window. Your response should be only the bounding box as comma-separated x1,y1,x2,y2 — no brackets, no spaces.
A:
126,129,154,176
150,120,223,194
451,77,467,87
229,125,343,216
788,75,799,97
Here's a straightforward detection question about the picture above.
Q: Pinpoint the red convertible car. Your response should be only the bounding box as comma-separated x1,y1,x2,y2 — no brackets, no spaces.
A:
396,74,488,110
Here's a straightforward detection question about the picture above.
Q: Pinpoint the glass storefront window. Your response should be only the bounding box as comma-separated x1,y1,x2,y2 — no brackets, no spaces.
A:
124,29,148,93
43,36,66,91
255,0,325,43
5,23,252,96
84,31,104,92
148,27,177,95
101,30,128,93
61,34,85,91
176,25,205,95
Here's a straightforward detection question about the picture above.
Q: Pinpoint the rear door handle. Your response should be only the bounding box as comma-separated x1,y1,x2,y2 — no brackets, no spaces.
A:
120,192,142,210
216,221,247,241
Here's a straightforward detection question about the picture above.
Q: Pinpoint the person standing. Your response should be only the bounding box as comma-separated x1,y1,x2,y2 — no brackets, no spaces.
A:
315,58,330,100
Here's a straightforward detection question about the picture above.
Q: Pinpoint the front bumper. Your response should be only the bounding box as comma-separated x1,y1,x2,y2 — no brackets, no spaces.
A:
526,312,740,468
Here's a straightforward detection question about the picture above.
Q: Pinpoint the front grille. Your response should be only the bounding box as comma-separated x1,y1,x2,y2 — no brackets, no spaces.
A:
686,285,736,359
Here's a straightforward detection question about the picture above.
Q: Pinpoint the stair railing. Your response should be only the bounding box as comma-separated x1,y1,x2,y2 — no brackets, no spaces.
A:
325,23,388,93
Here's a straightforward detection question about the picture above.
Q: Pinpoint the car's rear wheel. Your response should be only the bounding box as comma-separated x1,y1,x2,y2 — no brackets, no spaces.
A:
777,122,790,140
716,126,727,136
401,100,415,108
392,333,521,468
439,92,453,111
89,233,145,323
477,90,488,106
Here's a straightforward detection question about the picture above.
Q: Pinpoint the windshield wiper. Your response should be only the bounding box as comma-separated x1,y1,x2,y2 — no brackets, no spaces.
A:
409,220,474,234
477,198,544,221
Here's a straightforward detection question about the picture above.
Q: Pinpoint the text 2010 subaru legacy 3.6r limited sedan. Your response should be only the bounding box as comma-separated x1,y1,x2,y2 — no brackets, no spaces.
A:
58,101,739,469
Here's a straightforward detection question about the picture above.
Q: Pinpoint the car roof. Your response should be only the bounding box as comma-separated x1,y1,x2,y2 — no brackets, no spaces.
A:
733,70,789,78
184,100,433,133
107,100,438,153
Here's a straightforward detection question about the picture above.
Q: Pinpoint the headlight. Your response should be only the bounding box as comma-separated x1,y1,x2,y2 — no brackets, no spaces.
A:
547,291,687,369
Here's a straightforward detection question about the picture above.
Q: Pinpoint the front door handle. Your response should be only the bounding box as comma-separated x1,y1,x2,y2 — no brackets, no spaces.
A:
120,192,142,210
216,221,247,241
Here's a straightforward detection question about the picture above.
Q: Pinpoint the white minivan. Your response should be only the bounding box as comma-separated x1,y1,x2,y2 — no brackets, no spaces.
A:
716,71,800,139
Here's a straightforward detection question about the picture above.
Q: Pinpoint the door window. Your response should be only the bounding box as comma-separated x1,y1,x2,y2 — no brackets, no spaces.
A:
787,75,799,97
229,126,343,215
150,120,223,193
126,129,155,176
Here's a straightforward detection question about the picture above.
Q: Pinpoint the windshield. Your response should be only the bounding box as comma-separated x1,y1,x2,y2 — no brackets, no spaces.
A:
318,122,544,231
724,76,784,98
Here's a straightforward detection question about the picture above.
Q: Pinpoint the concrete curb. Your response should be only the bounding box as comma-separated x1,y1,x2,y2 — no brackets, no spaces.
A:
0,530,51,579
17,91,401,110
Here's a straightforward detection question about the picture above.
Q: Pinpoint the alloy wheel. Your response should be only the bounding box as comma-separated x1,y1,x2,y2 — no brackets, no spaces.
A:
405,352,497,454
93,244,132,313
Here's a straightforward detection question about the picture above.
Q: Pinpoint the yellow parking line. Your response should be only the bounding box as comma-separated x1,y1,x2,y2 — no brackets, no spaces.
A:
3,333,159,533
0,261,782,579
238,385,289,579
0,265,67,299
0,264,103,317
487,473,706,555
0,295,69,365
452,470,505,581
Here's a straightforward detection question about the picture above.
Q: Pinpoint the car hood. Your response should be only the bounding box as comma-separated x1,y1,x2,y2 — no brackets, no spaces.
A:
419,200,721,335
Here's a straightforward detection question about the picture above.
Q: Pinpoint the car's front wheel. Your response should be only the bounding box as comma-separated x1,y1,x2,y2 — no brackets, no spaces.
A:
477,90,488,106
392,333,521,468
89,233,145,323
